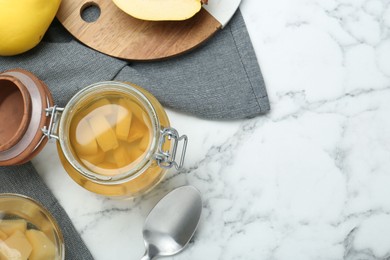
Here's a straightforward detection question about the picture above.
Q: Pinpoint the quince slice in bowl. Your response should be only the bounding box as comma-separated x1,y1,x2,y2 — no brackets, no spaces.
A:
112,0,208,21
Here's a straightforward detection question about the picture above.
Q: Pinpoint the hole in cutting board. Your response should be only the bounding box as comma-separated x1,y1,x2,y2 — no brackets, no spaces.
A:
81,2,101,23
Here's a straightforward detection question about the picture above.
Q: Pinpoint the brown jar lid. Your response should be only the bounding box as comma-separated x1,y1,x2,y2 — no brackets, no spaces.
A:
0,69,53,166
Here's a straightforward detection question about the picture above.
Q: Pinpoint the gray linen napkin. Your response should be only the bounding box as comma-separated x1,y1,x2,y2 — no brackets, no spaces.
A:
0,10,269,260
0,10,269,118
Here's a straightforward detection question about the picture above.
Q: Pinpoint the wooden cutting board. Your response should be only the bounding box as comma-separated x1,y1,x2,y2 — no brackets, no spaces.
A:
56,0,222,61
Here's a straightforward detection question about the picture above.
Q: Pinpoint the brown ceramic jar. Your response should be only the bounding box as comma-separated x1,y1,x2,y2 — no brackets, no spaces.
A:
0,69,53,165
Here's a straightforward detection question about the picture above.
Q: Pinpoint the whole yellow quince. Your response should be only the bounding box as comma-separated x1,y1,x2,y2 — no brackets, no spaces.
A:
0,0,61,56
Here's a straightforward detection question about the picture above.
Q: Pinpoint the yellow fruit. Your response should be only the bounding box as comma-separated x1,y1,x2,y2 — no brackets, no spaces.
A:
25,230,56,260
71,118,99,156
112,0,205,21
113,146,130,167
0,241,21,260
0,220,27,236
116,99,133,141
0,0,61,56
0,230,7,240
127,117,147,143
83,98,113,119
80,148,105,165
3,230,32,260
89,114,119,152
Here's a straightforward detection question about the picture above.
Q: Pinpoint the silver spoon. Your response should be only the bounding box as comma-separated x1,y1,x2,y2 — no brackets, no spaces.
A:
140,186,202,260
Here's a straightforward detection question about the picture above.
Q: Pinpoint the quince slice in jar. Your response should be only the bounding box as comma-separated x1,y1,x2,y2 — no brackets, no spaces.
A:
3,230,32,260
112,0,208,21
0,230,7,240
116,99,133,141
83,98,113,118
0,219,27,236
25,230,56,260
89,114,119,152
80,148,105,165
127,117,147,143
113,146,131,167
70,118,99,156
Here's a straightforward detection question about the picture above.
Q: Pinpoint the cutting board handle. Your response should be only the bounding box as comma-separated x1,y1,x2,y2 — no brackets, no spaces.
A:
57,0,222,60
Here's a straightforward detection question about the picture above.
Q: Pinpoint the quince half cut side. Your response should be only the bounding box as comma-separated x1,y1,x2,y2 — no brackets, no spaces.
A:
112,0,208,21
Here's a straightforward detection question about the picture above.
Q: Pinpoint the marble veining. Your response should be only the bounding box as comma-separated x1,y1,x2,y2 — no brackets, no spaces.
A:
32,0,390,259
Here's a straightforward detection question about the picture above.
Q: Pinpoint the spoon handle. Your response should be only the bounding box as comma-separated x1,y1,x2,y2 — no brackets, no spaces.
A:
140,251,152,260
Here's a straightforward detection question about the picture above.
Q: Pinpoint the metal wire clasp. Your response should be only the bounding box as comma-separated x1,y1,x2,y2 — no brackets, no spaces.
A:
42,105,64,140
154,128,188,170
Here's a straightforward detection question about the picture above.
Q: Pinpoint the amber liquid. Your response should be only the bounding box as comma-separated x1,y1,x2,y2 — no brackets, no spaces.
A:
59,84,171,197
69,95,152,176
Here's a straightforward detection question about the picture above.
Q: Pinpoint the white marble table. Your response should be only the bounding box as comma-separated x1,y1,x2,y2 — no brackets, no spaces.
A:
32,0,390,259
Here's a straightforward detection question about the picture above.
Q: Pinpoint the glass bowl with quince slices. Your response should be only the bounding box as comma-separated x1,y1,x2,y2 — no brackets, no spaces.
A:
0,194,64,260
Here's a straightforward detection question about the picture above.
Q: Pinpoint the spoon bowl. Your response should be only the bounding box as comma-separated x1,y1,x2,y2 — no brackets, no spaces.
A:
141,186,202,260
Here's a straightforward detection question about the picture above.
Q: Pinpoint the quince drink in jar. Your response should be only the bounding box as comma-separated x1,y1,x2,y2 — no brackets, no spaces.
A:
56,82,187,197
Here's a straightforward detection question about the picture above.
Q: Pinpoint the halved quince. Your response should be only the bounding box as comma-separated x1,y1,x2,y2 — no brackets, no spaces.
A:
112,0,208,21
